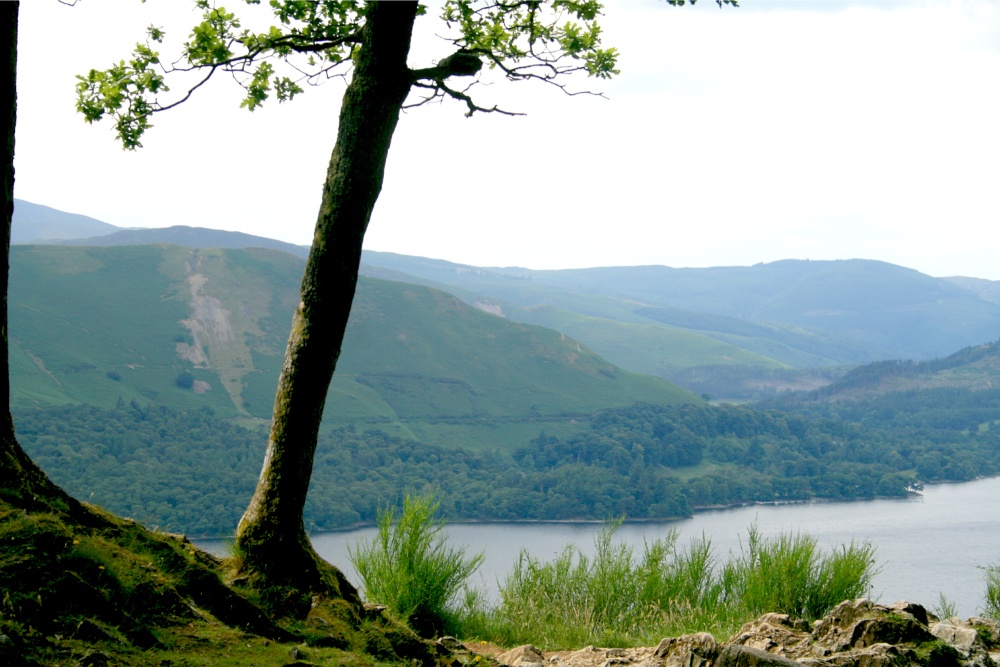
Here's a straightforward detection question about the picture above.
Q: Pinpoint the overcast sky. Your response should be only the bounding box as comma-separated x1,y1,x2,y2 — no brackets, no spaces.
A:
13,0,1000,279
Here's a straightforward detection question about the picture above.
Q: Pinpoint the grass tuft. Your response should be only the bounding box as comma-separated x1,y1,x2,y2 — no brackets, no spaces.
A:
984,565,1000,620
350,494,484,638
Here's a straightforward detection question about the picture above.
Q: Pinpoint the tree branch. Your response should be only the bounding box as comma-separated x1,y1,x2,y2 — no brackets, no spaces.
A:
407,80,524,118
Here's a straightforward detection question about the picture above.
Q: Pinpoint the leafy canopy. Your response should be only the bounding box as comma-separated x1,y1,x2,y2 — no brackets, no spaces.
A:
76,0,629,149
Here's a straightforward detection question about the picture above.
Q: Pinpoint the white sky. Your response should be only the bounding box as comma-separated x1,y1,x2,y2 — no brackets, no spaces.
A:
13,0,1000,279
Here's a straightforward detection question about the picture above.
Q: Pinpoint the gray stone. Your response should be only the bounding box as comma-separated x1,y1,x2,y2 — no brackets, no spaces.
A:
887,601,930,627
655,632,718,667
498,644,546,667
715,644,803,667
731,613,811,656
970,618,1000,648
930,621,982,657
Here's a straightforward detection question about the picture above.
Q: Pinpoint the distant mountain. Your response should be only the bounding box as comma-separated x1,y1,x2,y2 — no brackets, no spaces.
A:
12,198,310,258
60,226,310,259
9,245,696,450
945,276,1000,307
364,252,1000,367
11,199,122,243
16,201,1000,402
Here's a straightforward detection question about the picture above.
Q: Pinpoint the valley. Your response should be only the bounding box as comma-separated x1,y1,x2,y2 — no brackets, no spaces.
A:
9,201,1000,539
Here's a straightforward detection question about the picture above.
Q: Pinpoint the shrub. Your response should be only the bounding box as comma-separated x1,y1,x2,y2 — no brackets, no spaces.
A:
349,494,483,637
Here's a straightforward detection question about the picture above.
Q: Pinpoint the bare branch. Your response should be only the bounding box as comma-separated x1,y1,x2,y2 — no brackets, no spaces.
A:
139,64,221,120
262,33,362,54
408,80,524,118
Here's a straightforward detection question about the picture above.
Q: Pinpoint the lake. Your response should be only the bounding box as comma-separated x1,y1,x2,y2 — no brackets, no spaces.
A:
199,476,1000,619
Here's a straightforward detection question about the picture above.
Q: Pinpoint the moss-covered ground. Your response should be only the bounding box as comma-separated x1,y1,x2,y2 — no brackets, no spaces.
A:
0,497,461,667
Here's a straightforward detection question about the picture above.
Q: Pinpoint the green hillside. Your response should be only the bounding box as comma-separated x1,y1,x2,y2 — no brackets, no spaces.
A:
799,339,1000,402
508,305,787,373
8,245,697,450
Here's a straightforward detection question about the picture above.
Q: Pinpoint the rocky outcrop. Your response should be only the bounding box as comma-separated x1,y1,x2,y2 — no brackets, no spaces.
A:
493,599,1000,667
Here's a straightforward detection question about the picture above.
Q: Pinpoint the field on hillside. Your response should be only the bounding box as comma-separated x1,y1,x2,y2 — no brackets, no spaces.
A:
9,245,696,452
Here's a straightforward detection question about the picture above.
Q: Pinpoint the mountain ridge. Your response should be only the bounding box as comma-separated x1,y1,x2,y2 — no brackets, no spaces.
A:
15,199,1000,400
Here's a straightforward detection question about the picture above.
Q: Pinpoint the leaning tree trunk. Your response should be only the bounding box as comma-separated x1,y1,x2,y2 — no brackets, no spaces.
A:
0,1,75,512
235,1,419,607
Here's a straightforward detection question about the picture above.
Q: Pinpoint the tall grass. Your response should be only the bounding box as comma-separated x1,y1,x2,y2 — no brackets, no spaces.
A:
349,494,484,637
349,501,878,648
720,524,877,619
468,522,877,648
985,565,1000,620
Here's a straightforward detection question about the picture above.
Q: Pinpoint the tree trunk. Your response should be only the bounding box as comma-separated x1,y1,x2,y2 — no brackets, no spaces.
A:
0,1,74,512
235,1,419,606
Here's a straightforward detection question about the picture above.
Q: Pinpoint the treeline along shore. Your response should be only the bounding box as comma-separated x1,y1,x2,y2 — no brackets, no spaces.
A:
16,390,1000,537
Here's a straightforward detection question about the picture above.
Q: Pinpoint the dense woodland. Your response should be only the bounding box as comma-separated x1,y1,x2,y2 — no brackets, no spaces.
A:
16,393,1000,537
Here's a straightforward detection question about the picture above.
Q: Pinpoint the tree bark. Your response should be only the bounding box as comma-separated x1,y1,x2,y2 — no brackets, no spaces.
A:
235,1,419,604
0,1,73,511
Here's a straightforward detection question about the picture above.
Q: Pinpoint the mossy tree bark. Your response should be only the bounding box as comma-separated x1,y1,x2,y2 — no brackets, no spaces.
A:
0,1,74,512
234,1,419,604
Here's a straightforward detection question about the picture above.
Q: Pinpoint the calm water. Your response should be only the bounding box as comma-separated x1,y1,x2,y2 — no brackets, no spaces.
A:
200,476,1000,618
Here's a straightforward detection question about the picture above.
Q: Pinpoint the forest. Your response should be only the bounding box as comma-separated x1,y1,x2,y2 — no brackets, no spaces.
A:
16,390,1000,537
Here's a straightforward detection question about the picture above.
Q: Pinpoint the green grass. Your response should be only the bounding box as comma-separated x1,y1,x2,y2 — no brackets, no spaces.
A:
514,306,787,373
933,593,958,620
9,245,235,415
720,524,877,620
458,521,877,649
344,498,880,649
350,495,484,638
985,565,1000,620
11,244,698,454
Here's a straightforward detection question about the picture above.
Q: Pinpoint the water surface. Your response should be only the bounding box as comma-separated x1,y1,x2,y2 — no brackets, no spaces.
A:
201,476,1000,618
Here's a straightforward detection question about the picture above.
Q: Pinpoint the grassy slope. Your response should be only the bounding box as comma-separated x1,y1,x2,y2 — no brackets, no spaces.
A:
806,339,1000,401
0,495,456,667
9,245,697,452
8,245,234,414
511,305,788,373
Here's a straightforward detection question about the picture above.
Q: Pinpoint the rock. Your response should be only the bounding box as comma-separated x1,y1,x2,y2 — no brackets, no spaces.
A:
722,599,1000,667
561,645,610,667
654,632,718,667
845,614,935,649
807,598,936,653
492,599,996,667
887,601,931,627
498,644,545,667
969,618,1000,648
806,642,912,667
439,636,466,652
714,644,802,666
930,620,983,657
731,613,811,656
